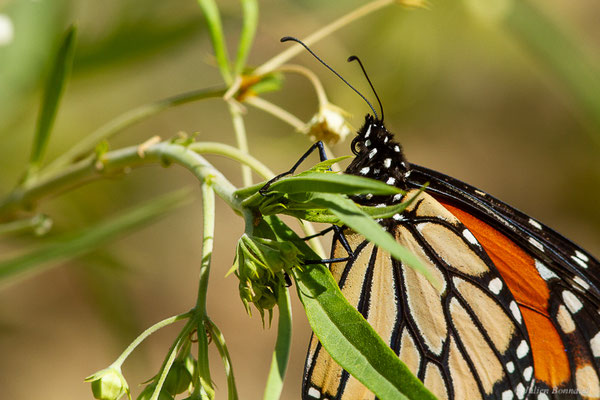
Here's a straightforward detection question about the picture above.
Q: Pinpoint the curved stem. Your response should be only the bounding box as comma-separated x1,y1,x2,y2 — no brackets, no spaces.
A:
42,87,227,178
0,142,239,217
253,0,396,76
277,64,328,107
112,311,192,367
190,142,274,179
227,102,254,186
245,96,305,132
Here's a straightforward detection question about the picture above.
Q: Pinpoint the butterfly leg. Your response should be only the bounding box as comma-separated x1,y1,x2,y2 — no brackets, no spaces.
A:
259,141,327,194
303,225,355,265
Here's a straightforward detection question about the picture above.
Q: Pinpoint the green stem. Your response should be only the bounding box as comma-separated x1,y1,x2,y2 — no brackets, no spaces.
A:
235,0,259,75
0,214,52,236
190,142,274,179
196,183,215,313
0,142,239,217
197,0,233,84
227,102,253,186
112,311,192,367
206,319,238,400
42,87,227,177
253,0,396,76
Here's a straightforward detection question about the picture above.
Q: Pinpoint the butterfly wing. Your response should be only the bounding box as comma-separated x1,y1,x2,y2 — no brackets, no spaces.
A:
303,190,536,400
408,164,600,398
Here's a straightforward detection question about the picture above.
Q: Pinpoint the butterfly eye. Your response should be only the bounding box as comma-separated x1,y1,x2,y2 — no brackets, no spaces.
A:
350,137,361,155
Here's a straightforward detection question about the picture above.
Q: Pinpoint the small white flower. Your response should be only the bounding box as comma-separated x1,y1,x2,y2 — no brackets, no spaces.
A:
304,103,352,144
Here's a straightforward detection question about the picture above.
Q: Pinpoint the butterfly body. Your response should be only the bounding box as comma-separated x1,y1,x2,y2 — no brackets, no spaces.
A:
303,115,600,400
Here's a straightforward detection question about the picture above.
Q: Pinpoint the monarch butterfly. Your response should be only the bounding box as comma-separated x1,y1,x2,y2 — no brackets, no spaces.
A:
272,38,600,399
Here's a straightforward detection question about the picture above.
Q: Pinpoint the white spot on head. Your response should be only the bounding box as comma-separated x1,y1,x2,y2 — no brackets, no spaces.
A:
510,301,522,324
573,276,590,291
575,250,589,262
360,167,370,175
386,177,396,185
506,361,515,373
534,259,558,281
488,278,503,295
571,255,588,269
462,229,478,246
307,387,321,398
393,193,403,202
383,136,389,144
394,145,401,152
383,158,392,169
502,390,514,400
590,331,600,357
365,139,372,147
528,218,542,230
524,366,533,381
528,237,544,252
365,193,373,200
563,290,583,313
368,148,377,158
364,125,371,138
393,213,405,221
0,14,14,46
516,340,529,358
516,383,526,399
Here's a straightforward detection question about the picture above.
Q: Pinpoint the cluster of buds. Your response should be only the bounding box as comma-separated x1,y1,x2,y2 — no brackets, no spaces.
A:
304,102,352,144
230,234,301,321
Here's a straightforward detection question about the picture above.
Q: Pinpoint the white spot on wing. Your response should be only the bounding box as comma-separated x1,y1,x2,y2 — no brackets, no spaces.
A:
404,170,412,178
462,229,479,246
573,276,590,291
375,203,386,208
307,387,321,398
502,390,514,400
368,148,377,159
534,259,558,281
383,158,392,169
590,331,600,357
516,340,529,358
474,189,486,196
488,278,502,295
528,218,542,230
360,167,370,175
383,136,389,144
528,237,544,252
575,250,589,262
386,177,396,185
510,301,522,324
365,193,373,200
393,213,405,221
563,290,583,313
506,361,515,373
571,255,588,269
393,193,403,202
524,366,533,381
516,383,526,399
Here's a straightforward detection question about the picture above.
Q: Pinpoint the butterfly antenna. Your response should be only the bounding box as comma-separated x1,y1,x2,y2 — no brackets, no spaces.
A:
347,55,384,123
281,36,379,120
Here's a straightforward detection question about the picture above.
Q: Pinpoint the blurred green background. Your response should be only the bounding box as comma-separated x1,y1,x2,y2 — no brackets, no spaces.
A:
1,0,599,399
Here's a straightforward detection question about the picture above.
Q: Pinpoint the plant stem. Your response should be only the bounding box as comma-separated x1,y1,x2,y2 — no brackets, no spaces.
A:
227,102,254,186
253,0,396,76
235,0,259,75
196,183,215,313
112,312,192,367
0,142,240,217
190,142,274,179
277,64,328,107
206,319,238,400
245,96,305,131
42,87,227,177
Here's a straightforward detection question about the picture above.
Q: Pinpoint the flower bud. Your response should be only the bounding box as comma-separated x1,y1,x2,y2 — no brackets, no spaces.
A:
85,367,129,400
164,358,194,395
136,385,174,400
304,103,352,144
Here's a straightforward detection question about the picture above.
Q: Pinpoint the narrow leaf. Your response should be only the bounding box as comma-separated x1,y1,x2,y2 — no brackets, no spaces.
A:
197,0,232,84
262,288,292,400
0,188,192,285
29,25,76,170
263,216,436,400
266,172,404,196
235,0,258,75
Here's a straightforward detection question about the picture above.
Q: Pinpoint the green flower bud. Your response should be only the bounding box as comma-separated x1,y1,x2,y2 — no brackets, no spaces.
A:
164,358,193,395
85,367,129,400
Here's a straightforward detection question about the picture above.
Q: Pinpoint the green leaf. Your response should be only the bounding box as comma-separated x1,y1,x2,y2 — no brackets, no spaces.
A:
235,0,259,75
197,0,232,84
304,193,439,289
262,288,292,400
0,188,192,285
28,25,76,172
266,172,404,196
262,216,436,400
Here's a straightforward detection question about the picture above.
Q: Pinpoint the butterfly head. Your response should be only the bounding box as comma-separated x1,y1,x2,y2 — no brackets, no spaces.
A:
346,114,411,192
